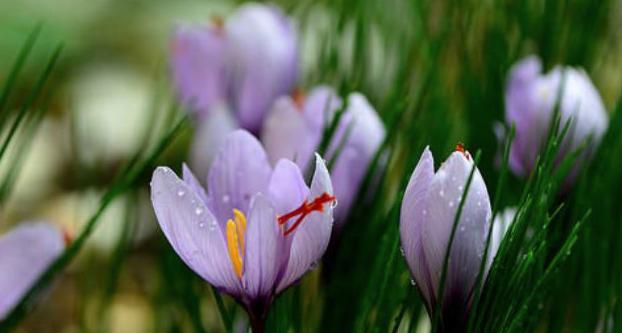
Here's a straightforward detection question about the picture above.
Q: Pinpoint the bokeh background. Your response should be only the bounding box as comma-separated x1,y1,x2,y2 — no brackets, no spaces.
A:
1,0,622,332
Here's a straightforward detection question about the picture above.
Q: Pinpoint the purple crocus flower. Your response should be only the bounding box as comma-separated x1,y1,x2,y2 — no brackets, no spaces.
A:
503,55,608,183
0,223,64,320
399,146,492,331
171,3,298,133
150,130,335,329
261,86,385,227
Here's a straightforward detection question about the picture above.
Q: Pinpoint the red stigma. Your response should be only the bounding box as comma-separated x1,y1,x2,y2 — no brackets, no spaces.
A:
455,142,471,160
278,192,336,236
62,227,73,247
211,15,225,33
292,89,305,110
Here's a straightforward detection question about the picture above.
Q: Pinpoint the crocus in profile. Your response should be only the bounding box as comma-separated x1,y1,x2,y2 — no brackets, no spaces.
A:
171,3,298,132
503,55,608,184
261,86,385,227
150,130,335,330
399,146,492,332
0,223,64,320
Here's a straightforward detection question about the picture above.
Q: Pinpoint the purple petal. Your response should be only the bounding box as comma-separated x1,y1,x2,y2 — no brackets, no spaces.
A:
171,24,228,118
207,130,272,223
151,167,241,296
487,207,516,271
225,3,298,132
261,96,307,166
268,159,310,215
242,194,281,300
329,93,385,224
189,104,239,182
0,223,63,320
276,154,333,292
399,146,436,310
182,163,208,204
420,151,491,307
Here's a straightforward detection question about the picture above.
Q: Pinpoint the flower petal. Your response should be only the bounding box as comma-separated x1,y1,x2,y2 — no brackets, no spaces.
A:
207,130,272,223
182,163,209,204
226,3,298,132
399,146,436,310
329,93,385,224
0,223,64,320
268,159,310,215
151,167,240,295
421,152,491,308
261,97,308,166
276,154,333,292
242,194,281,300
171,24,228,118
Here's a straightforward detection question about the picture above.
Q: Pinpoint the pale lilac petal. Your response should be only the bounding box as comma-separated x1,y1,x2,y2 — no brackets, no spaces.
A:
171,25,227,118
0,223,64,320
421,152,491,307
261,97,307,166
242,194,281,300
207,130,272,223
226,4,298,132
302,86,342,137
189,103,239,182
268,159,309,215
182,163,208,204
276,154,333,292
329,93,385,224
399,146,435,309
486,207,516,271
151,167,241,296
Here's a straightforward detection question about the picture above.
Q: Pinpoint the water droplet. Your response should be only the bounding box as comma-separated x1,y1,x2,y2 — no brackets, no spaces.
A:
331,200,338,208
460,226,465,232
477,201,482,207
451,176,457,182
439,190,445,197
399,247,405,256
209,221,217,231
422,209,428,216
222,195,230,203
458,185,463,191
449,201,454,208
410,279,416,286
195,207,204,215
198,222,205,228
177,189,186,197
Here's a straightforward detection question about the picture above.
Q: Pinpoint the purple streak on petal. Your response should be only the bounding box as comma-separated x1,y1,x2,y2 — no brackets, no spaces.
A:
0,223,63,320
171,24,227,118
276,154,333,292
399,146,436,310
329,93,385,225
242,194,281,300
151,167,241,296
189,103,239,182
207,130,272,223
421,152,491,309
225,3,298,132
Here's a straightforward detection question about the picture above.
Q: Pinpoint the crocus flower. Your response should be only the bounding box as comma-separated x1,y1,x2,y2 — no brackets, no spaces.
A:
150,130,335,329
486,207,516,270
171,3,298,133
261,86,385,227
0,223,64,320
399,146,492,332
503,55,608,183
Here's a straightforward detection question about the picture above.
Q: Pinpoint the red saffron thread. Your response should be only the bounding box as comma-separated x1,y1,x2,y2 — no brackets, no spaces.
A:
278,192,336,236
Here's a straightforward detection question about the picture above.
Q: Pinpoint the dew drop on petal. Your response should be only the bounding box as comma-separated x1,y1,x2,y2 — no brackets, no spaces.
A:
177,189,186,197
198,222,205,228
439,190,445,197
422,209,428,216
195,207,204,215
222,195,230,203
449,201,454,208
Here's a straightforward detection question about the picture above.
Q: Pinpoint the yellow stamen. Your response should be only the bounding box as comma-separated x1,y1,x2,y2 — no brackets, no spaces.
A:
233,208,247,250
226,219,243,278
